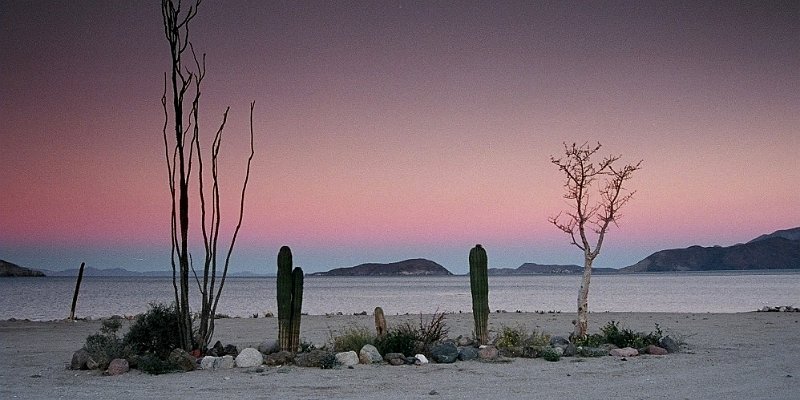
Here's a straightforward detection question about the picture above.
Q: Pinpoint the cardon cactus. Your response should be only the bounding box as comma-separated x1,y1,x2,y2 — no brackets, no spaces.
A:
469,244,489,345
374,306,387,337
290,266,304,352
277,246,304,352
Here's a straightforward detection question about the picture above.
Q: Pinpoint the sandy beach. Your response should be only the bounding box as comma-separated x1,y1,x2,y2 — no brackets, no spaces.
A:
1,311,797,399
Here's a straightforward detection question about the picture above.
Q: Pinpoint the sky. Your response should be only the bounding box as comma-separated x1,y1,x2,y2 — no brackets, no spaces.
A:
1,1,798,274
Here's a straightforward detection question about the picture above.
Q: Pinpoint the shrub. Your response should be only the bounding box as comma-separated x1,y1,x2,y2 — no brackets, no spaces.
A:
331,326,375,353
375,323,419,357
540,347,561,362
573,321,663,349
123,303,184,359
136,353,178,375
494,325,550,349
84,319,127,369
374,311,449,357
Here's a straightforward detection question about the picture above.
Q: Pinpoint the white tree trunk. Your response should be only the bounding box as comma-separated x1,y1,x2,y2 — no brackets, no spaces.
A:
574,257,593,338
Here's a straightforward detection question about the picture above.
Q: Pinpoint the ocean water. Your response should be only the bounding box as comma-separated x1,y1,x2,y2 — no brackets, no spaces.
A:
1,271,798,321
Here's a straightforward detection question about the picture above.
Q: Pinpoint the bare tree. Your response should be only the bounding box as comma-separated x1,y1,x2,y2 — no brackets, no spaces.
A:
161,0,255,351
549,142,641,338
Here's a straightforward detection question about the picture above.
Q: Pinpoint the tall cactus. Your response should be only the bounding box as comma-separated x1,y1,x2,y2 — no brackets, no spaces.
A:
277,246,303,352
290,266,304,352
469,244,489,345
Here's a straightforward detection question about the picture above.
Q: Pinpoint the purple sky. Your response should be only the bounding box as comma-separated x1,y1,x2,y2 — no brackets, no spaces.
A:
1,1,798,273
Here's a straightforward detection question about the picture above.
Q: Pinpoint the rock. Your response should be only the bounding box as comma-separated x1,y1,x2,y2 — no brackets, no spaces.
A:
208,340,225,357
86,358,100,370
223,344,239,358
384,353,407,366
609,347,639,357
169,348,196,372
414,354,429,365
645,345,668,355
336,351,359,367
659,336,680,353
235,348,264,368
295,349,334,368
577,347,608,357
258,340,279,355
217,355,235,369
456,336,475,347
70,349,92,370
499,346,524,358
478,345,499,360
561,343,577,357
105,358,129,376
431,342,459,363
549,336,570,347
458,346,479,361
264,350,294,366
200,356,217,370
359,344,382,364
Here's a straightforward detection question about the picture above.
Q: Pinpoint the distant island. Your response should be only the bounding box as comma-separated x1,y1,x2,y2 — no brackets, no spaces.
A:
620,227,800,272
0,259,46,277
310,258,453,277
489,263,618,276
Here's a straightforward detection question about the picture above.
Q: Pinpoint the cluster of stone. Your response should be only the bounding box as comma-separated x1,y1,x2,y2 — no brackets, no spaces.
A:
759,306,800,312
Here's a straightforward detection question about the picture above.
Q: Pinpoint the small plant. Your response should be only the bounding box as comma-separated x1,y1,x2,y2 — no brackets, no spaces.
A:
417,310,449,349
332,326,375,353
573,321,663,349
375,323,419,357
494,325,550,349
136,353,178,375
540,347,561,362
84,319,127,369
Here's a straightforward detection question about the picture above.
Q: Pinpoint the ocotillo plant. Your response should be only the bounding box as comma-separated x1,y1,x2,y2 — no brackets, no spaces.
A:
277,246,304,352
374,306,387,337
469,244,489,345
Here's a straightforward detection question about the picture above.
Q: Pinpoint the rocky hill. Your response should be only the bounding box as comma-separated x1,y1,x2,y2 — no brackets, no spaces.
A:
489,263,617,275
621,227,800,272
0,259,46,277
311,258,453,277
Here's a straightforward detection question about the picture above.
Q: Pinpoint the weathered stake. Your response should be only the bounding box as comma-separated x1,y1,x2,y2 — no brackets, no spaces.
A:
69,262,85,321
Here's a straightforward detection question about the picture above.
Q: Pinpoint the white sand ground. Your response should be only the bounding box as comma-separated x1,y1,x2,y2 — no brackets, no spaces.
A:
1,312,797,399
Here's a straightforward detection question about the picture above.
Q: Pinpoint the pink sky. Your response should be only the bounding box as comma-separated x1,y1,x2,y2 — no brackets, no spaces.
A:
1,1,798,273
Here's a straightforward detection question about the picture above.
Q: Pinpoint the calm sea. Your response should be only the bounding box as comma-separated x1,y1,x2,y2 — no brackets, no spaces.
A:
2,272,799,321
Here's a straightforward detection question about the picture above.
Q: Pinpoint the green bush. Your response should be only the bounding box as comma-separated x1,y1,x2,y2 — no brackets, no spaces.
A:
332,326,375,353
136,353,178,375
123,303,184,359
494,325,550,349
84,319,127,369
573,321,663,349
540,347,561,362
375,323,418,356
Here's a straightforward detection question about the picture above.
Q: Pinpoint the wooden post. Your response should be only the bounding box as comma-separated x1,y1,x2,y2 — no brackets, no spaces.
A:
69,262,85,321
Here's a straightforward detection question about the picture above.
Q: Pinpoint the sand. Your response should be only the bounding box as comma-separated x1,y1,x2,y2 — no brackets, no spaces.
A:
1,311,797,399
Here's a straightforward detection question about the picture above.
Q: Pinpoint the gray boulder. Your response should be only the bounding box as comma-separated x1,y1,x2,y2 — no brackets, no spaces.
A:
264,350,294,366
359,344,382,364
430,342,459,363
235,348,264,368
458,346,478,361
577,347,608,357
609,347,638,357
384,353,406,366
478,345,499,360
659,336,680,353
335,351,359,367
550,336,570,347
200,356,216,370
70,349,93,370
295,349,334,368
217,355,235,369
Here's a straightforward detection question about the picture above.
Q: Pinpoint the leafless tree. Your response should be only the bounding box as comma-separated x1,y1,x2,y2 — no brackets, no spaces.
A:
549,142,641,338
161,0,255,351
